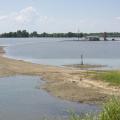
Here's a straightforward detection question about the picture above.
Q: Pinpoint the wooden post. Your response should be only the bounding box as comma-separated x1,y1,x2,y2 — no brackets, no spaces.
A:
81,54,84,65
78,34,79,41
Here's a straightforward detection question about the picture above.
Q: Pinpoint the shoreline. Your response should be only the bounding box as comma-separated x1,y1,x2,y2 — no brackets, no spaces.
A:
0,47,5,56
0,46,120,104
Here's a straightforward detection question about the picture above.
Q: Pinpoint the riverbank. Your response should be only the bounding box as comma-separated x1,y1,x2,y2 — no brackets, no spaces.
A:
0,47,5,54
64,64,106,70
0,46,120,104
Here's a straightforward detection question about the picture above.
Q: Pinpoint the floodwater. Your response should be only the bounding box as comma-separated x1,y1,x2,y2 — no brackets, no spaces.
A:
0,75,99,120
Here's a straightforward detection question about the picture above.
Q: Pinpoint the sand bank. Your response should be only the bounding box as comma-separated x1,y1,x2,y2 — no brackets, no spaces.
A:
0,46,119,104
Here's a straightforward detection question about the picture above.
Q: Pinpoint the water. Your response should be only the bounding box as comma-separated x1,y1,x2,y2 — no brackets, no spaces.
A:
0,38,116,119
0,75,99,120
1,38,120,69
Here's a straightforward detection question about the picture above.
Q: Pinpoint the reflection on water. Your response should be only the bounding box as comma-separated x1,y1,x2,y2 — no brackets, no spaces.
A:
0,75,99,120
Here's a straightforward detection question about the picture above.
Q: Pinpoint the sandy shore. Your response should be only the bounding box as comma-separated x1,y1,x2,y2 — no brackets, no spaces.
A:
0,47,5,54
0,46,120,104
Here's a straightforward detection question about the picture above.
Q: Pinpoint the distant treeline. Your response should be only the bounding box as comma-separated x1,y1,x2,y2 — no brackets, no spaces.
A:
0,30,84,38
0,30,120,38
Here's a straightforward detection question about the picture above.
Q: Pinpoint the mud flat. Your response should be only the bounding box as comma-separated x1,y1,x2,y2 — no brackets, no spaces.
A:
0,46,120,104
64,64,106,69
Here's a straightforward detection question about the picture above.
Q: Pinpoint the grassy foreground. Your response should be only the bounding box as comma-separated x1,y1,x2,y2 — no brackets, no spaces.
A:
69,97,120,120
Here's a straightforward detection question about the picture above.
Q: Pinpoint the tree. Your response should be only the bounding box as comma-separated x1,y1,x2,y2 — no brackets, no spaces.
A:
30,31,38,37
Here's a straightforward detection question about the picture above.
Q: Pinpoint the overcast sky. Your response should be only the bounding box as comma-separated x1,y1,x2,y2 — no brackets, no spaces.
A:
0,0,120,33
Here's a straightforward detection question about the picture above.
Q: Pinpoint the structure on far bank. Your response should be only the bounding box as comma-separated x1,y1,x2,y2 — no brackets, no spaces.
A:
103,32,107,41
85,36,100,41
85,32,116,41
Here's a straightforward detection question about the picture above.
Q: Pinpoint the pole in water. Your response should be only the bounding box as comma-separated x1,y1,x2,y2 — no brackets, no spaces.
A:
81,54,84,65
78,29,80,41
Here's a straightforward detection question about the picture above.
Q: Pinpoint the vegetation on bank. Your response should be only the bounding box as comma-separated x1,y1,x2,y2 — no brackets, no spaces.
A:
0,30,84,38
65,64,105,69
93,71,120,86
1,30,120,38
69,97,120,120
66,64,120,86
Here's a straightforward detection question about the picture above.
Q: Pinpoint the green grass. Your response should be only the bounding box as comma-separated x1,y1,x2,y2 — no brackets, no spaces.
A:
68,71,120,120
41,97,120,120
69,112,95,120
99,97,120,120
69,97,120,120
94,71,120,85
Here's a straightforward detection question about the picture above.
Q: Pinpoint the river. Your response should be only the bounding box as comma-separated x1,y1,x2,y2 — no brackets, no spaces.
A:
0,38,120,69
0,75,99,120
0,37,120,119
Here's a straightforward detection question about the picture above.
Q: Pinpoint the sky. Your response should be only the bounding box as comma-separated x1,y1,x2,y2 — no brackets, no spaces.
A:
0,0,120,33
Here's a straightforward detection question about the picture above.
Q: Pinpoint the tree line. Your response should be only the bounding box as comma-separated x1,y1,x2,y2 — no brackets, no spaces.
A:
0,30,84,38
0,30,120,38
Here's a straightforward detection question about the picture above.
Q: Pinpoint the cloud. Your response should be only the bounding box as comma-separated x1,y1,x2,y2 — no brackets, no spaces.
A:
14,6,39,24
0,6,90,33
0,6,51,32
0,15,8,21
0,6,39,23
0,6,92,33
116,17,120,20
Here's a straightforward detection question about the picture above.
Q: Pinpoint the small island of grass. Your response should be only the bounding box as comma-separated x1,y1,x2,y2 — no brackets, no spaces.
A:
64,64,106,69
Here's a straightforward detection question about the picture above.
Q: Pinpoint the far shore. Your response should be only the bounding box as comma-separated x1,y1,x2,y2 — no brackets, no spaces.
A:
0,46,120,104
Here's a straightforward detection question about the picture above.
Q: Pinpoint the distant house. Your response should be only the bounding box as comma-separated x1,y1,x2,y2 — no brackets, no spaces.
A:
85,36,100,41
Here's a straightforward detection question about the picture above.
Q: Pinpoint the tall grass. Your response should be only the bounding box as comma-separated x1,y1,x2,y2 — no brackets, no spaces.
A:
99,97,120,120
69,97,120,120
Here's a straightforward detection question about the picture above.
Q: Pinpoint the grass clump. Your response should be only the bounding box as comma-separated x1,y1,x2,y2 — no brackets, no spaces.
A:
69,97,120,120
99,97,120,120
69,112,95,120
94,71,120,85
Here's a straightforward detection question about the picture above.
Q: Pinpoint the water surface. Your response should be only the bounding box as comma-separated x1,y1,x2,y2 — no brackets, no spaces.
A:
0,75,99,120
1,38,120,69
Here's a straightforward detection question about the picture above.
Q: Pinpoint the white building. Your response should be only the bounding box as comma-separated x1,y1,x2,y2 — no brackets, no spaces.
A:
85,36,100,41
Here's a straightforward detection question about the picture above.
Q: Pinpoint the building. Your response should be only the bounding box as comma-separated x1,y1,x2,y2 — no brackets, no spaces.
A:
103,32,107,41
85,36,100,41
